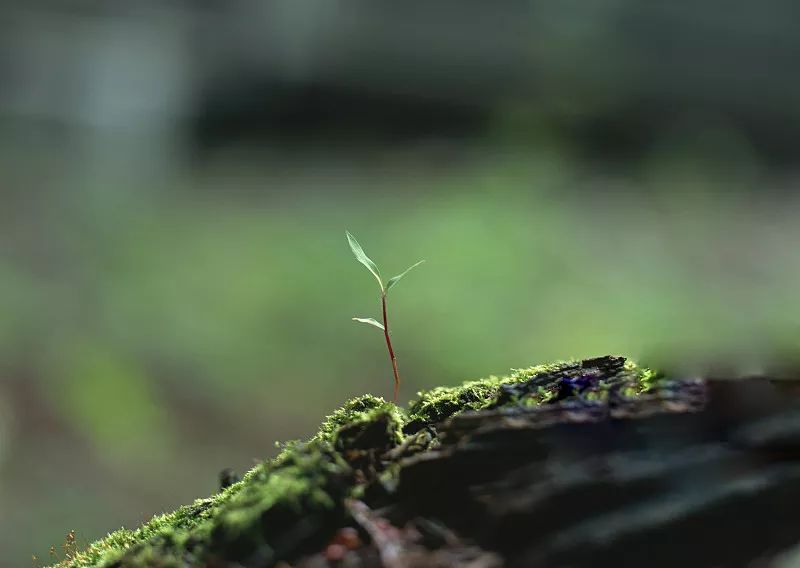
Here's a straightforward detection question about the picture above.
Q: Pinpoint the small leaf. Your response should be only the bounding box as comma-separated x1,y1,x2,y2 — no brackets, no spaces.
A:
352,317,385,331
386,260,425,291
346,231,383,291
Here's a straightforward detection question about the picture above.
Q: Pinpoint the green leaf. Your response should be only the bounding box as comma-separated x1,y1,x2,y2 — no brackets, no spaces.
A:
346,231,383,291
386,260,425,291
352,317,385,331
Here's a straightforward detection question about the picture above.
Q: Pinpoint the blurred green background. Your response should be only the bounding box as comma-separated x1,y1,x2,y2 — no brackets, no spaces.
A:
1,1,800,563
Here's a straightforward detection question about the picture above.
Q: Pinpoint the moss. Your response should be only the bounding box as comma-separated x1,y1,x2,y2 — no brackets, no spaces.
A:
407,375,507,425
315,394,406,448
406,359,583,427
54,395,406,568
636,365,663,392
54,356,665,568
59,441,354,567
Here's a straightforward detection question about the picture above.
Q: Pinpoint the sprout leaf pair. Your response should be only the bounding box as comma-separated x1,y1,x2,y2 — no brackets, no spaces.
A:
346,231,424,294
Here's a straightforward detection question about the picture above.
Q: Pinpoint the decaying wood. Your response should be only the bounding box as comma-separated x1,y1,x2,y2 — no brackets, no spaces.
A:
297,358,800,567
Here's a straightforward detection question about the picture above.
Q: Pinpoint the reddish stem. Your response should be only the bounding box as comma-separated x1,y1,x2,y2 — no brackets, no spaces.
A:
381,292,400,402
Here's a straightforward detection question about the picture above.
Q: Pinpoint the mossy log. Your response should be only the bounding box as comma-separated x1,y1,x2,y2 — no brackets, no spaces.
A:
53,356,800,568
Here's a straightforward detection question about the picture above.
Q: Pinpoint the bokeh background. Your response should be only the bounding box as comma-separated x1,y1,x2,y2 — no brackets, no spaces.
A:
2,1,800,563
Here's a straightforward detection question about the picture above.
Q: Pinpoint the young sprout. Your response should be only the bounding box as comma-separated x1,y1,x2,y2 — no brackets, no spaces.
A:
347,231,424,402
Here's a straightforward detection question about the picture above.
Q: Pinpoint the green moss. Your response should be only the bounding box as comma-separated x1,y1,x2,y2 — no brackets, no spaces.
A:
406,359,578,425
407,375,507,425
315,394,406,447
636,365,663,392
55,357,664,567
54,395,405,568
59,441,353,567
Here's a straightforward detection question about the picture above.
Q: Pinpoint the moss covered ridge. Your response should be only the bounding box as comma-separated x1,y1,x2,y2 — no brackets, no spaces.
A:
54,355,673,567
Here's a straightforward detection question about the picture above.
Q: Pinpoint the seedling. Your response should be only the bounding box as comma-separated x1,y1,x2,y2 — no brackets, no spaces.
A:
347,231,424,402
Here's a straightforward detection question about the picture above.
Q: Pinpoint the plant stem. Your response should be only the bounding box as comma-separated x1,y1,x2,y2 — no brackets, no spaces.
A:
381,292,401,402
